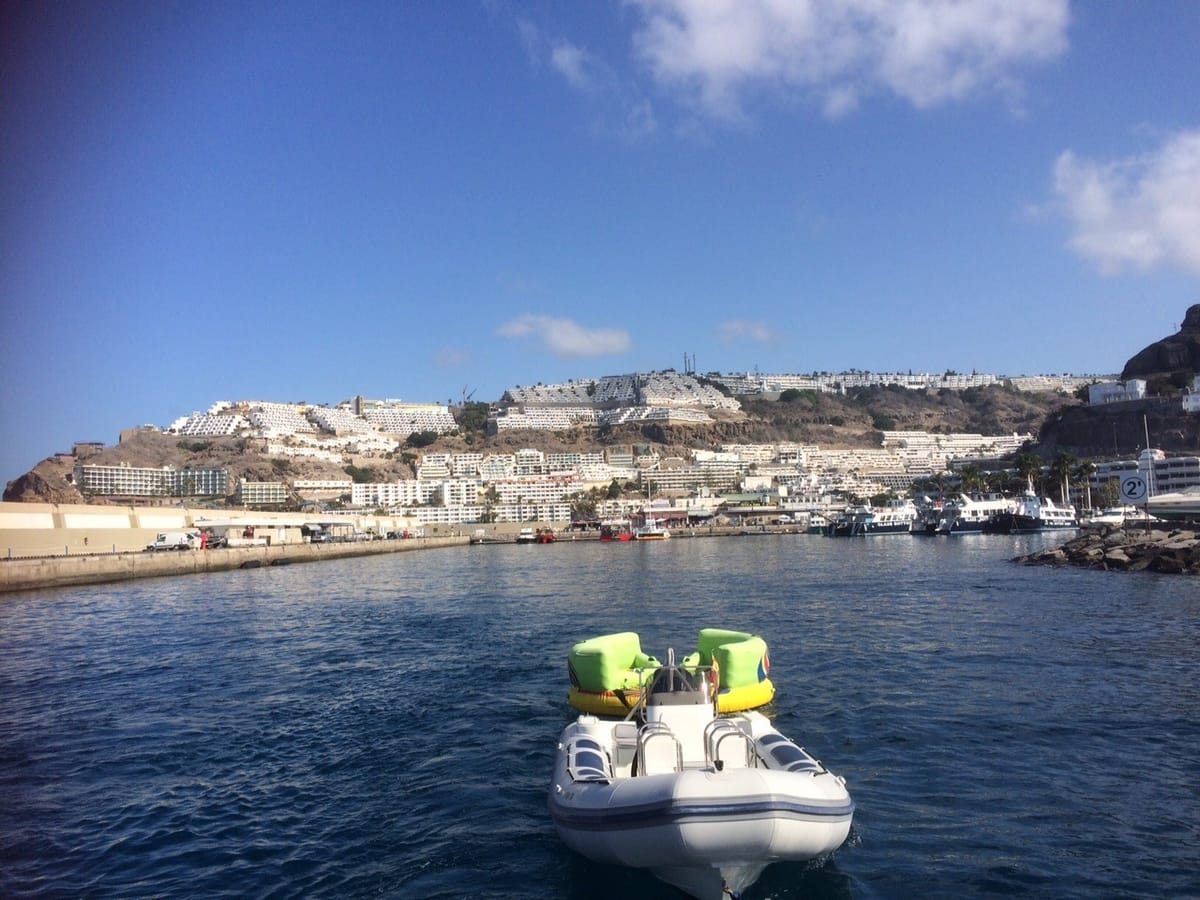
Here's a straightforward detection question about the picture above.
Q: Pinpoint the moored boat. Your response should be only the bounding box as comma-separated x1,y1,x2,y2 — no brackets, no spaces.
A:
1145,486,1200,522
634,516,671,540
935,493,1016,534
987,490,1078,533
567,630,774,716
550,655,853,899
824,505,873,536
515,527,537,544
825,499,918,535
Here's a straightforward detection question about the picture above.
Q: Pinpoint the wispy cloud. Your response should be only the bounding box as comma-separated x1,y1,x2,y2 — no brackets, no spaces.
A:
1053,129,1200,275
719,320,776,344
516,18,658,140
498,314,632,358
628,0,1069,121
434,347,472,368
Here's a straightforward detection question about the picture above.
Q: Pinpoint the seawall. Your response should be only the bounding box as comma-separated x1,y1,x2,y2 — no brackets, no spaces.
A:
0,536,468,594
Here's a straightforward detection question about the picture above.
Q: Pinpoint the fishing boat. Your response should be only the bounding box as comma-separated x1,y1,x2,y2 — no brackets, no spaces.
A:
567,630,774,716
550,653,854,900
599,521,633,542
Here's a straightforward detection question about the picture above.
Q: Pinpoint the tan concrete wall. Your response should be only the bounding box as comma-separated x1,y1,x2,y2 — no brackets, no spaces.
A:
0,502,431,559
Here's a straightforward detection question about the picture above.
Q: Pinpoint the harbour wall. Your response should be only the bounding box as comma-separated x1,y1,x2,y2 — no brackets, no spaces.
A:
0,501,438,558
0,535,468,594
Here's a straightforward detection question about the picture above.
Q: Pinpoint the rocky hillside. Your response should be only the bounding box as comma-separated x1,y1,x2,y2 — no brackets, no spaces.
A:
1038,302,1200,457
1121,303,1200,380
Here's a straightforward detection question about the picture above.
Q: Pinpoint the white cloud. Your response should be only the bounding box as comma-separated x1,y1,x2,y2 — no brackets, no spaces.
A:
628,0,1069,120
497,314,632,358
550,40,594,91
1053,129,1200,275
719,320,776,344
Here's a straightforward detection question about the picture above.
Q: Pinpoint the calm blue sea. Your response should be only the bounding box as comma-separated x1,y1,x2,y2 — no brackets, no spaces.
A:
1,535,1196,899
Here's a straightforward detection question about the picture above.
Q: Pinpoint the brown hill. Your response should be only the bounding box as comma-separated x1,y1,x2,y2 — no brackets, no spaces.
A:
5,384,1073,504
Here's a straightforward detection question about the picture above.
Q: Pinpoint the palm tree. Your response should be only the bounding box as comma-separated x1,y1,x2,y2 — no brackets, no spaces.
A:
1050,451,1078,505
1014,452,1042,494
1073,461,1097,512
957,464,988,494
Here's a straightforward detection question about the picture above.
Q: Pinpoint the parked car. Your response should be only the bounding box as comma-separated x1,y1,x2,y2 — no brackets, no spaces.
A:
145,531,199,552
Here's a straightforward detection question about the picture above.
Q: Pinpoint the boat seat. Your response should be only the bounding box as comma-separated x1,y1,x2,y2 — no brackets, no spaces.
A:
612,721,639,768
637,723,682,776
567,737,613,783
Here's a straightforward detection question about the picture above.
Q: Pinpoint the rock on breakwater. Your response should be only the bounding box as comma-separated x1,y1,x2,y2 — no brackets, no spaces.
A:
1016,526,1200,575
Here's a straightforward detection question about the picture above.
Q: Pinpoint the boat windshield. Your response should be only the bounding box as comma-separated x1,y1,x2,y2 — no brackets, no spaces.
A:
646,665,710,706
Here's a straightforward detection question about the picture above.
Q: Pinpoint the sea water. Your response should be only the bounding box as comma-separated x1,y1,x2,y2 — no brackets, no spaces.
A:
1,535,1196,899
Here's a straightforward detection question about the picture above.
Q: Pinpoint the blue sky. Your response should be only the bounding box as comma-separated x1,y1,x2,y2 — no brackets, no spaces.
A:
3,1,1199,483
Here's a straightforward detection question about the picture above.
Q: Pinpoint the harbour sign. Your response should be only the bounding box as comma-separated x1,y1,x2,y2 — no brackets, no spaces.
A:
1119,475,1148,505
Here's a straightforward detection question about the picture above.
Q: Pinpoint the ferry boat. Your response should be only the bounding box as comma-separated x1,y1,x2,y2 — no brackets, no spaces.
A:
826,499,918,536
870,498,920,533
550,652,852,900
824,505,873,536
933,493,1016,534
987,491,1078,533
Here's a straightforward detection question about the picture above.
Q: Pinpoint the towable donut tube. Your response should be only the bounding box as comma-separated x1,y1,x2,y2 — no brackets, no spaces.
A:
567,629,775,715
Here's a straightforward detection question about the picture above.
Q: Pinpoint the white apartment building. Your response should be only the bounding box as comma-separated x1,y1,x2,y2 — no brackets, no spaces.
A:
362,403,457,437
293,479,354,500
489,474,581,505
1088,380,1147,405
235,480,289,506
74,463,228,497
1183,376,1200,413
1092,451,1200,494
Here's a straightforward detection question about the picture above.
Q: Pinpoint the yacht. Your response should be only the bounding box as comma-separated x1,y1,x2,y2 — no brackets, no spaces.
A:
1145,487,1200,522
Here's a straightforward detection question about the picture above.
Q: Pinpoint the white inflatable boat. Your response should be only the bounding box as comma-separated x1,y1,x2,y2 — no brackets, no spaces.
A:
548,659,854,899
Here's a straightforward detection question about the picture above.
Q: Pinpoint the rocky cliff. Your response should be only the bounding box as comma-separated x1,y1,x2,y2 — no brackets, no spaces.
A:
1121,303,1200,378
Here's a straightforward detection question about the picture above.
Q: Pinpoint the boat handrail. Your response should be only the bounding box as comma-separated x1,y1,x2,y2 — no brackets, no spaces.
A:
703,719,752,771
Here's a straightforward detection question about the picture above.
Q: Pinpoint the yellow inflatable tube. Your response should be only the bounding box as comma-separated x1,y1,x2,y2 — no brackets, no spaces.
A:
566,628,775,716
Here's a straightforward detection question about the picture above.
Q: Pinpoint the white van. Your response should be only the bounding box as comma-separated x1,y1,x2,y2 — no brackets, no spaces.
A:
146,531,198,552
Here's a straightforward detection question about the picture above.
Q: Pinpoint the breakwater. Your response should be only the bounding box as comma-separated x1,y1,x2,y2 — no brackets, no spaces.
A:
0,536,468,594
1017,525,1200,574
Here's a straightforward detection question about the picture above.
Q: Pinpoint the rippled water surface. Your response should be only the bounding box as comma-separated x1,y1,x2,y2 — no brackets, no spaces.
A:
1,535,1196,898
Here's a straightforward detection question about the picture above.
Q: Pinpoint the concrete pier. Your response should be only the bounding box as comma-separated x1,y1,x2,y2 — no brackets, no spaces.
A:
0,536,468,594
